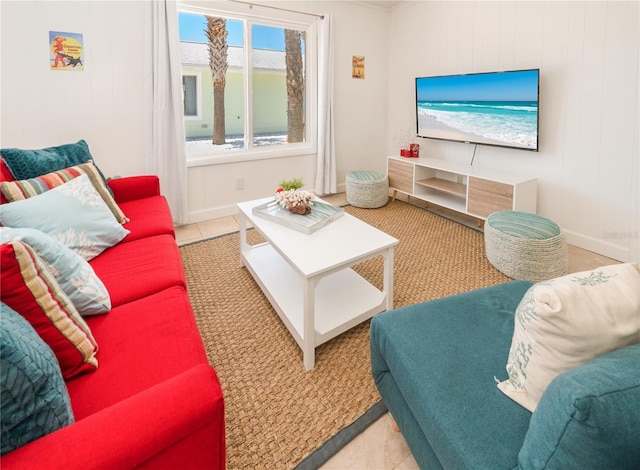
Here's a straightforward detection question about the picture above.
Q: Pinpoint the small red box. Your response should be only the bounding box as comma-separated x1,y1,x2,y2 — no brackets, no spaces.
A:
400,149,411,157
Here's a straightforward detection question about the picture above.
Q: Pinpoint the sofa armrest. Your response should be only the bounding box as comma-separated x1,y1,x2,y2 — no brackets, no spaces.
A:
107,176,161,203
1,364,226,469
517,344,640,469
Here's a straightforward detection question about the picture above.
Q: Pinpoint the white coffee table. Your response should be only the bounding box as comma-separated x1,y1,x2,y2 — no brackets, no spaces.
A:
237,197,399,370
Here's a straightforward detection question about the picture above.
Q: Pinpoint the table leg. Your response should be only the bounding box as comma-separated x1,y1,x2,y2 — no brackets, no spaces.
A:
383,247,394,311
303,277,316,370
239,213,247,267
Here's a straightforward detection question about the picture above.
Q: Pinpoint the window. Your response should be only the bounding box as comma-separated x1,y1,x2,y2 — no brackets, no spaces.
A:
178,7,316,163
182,74,199,118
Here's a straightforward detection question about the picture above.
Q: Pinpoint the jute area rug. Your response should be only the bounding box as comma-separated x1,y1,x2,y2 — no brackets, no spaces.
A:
180,200,510,469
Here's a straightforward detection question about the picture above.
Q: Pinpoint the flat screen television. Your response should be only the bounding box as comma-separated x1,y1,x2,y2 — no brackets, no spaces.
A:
415,69,539,151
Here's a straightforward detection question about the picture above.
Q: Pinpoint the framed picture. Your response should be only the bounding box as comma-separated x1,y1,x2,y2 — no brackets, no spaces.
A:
50,31,84,71
352,56,364,79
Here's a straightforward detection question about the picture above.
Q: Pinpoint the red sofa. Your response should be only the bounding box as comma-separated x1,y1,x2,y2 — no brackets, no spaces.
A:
1,166,226,469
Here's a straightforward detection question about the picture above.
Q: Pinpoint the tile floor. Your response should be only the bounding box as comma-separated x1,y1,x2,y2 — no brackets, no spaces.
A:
175,193,617,470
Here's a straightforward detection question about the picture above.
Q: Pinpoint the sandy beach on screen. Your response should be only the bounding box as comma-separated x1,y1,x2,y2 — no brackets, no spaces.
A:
418,114,512,147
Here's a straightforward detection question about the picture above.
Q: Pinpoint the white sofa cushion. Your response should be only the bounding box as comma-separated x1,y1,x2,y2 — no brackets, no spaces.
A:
498,263,640,411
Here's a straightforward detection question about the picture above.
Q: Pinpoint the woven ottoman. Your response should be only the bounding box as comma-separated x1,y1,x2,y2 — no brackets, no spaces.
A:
484,210,568,282
346,170,389,208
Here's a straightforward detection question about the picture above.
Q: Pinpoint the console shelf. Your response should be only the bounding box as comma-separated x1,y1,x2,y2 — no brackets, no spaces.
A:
388,156,537,220
416,177,466,197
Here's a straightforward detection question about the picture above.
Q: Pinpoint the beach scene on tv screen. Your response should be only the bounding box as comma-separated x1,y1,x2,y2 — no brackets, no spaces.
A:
416,70,539,150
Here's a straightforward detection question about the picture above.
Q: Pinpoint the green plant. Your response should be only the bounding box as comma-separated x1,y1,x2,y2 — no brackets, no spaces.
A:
278,177,304,191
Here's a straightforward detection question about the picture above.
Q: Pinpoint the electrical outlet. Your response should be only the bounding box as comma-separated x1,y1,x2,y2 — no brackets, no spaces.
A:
235,177,244,190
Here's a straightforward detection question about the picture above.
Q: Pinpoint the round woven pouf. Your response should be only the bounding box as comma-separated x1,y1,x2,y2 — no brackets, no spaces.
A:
484,210,568,282
346,170,389,209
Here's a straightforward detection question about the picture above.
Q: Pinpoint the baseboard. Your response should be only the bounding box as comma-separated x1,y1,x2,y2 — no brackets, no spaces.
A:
563,229,631,263
185,186,348,225
183,199,633,263
186,204,239,224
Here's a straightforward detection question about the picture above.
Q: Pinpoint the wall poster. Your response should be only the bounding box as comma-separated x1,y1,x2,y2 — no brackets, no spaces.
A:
352,55,364,79
49,31,84,71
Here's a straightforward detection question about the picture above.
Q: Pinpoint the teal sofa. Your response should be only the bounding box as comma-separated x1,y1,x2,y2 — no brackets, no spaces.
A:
370,281,640,469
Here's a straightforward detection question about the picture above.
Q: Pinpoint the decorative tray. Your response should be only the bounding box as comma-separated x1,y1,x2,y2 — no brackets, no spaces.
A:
252,200,344,234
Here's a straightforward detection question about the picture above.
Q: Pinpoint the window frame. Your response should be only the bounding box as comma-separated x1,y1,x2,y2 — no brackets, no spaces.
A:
178,4,318,167
181,70,202,120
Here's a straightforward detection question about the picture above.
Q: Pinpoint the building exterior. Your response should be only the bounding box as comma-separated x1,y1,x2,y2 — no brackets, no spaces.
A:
180,41,290,140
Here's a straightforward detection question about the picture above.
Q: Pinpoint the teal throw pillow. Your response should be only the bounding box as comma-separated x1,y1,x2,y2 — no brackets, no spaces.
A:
517,344,640,469
1,302,75,455
0,227,111,316
0,175,129,261
1,140,112,195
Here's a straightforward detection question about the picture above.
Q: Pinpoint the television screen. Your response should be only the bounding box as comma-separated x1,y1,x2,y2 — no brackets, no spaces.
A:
415,69,539,151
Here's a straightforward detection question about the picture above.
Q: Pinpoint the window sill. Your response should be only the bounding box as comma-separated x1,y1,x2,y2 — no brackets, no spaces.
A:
186,145,316,167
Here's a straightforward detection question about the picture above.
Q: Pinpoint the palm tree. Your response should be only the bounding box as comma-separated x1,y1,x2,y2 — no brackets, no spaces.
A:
284,29,305,143
205,17,228,145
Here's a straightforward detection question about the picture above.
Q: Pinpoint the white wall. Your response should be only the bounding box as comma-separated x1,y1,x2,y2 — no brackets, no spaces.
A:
387,1,639,262
0,1,148,178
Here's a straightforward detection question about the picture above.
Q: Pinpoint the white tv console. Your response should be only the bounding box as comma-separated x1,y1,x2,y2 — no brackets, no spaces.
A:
387,156,537,221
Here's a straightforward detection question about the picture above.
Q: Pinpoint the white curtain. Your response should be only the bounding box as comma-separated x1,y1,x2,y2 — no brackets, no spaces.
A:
144,0,188,224
315,14,336,196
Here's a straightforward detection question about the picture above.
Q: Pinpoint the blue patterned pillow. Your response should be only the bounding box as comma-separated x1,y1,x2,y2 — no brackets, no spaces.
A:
0,175,129,261
0,302,74,455
0,140,112,195
0,228,111,316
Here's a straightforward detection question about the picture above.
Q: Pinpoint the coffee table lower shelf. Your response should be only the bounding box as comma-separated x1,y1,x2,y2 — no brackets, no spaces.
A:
241,243,387,365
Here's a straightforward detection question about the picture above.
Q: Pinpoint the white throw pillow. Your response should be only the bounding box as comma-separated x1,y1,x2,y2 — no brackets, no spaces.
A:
0,227,111,316
498,263,640,411
0,174,129,260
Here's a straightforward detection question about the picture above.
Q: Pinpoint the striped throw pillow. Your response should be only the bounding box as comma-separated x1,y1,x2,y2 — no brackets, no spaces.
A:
0,161,129,224
0,240,99,379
